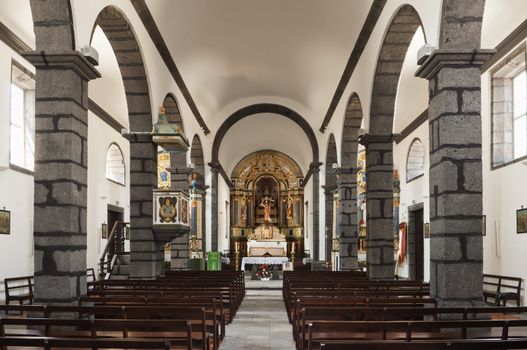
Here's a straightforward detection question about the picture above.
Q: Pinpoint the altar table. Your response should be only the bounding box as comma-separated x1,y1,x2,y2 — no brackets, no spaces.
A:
241,256,289,271
247,240,287,257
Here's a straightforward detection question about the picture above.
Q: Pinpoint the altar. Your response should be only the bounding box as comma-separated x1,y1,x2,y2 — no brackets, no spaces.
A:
247,240,287,257
241,256,289,271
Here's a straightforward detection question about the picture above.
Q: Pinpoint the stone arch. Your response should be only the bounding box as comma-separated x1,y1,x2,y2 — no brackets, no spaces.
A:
93,6,152,132
341,93,363,168
210,103,321,259
191,135,205,177
365,5,424,279
337,93,364,270
212,104,319,163
369,5,424,135
324,134,338,261
163,93,184,132
29,0,75,51
93,6,160,278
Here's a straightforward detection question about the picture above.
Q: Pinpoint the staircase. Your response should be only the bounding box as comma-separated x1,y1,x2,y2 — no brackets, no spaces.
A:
109,253,130,280
99,221,130,280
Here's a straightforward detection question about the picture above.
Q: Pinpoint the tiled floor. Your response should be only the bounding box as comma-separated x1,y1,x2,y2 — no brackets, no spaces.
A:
220,289,295,349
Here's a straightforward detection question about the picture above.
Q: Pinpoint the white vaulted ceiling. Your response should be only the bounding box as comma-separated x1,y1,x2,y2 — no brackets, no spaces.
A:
145,0,373,128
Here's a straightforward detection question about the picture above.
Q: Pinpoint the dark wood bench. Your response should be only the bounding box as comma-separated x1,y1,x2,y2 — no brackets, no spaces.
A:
0,336,173,349
3,276,33,311
319,338,527,350
483,273,522,306
308,319,527,350
297,306,527,350
0,317,196,350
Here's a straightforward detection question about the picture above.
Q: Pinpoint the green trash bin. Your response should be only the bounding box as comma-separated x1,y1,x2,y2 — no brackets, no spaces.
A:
189,258,205,271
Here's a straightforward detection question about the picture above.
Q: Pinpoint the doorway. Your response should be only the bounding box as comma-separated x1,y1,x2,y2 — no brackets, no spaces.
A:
107,204,124,256
408,203,424,281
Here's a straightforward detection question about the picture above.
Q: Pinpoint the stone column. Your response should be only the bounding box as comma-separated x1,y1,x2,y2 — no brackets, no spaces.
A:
128,133,159,279
311,163,321,261
23,52,100,303
416,50,494,307
168,152,191,270
336,167,359,270
209,163,220,251
359,134,395,279
323,185,337,261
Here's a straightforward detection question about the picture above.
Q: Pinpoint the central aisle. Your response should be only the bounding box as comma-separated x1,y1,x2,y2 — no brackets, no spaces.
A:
220,288,295,349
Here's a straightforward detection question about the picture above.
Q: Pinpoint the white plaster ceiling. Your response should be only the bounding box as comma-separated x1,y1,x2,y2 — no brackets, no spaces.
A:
145,0,373,127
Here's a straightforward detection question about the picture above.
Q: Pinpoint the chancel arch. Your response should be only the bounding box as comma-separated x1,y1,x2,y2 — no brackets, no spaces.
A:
210,103,321,259
363,5,424,279
337,93,363,270
229,150,304,270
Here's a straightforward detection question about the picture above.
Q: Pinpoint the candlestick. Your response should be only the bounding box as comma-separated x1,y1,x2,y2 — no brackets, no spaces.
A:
291,241,295,253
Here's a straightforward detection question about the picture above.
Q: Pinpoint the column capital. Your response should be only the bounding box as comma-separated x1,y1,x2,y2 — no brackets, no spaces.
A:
358,133,398,146
334,167,360,176
22,51,101,81
322,184,338,195
309,161,323,172
208,161,221,173
122,131,153,143
415,49,496,80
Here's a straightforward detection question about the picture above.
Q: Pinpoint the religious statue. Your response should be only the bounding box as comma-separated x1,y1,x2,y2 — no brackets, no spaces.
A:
286,194,294,227
260,196,274,223
240,194,248,227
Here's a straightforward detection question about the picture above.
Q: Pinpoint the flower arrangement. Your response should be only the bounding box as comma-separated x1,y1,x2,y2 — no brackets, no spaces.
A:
257,264,271,280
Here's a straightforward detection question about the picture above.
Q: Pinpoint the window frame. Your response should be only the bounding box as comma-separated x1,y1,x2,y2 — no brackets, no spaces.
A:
490,43,527,170
9,60,35,175
406,138,425,183
105,142,126,187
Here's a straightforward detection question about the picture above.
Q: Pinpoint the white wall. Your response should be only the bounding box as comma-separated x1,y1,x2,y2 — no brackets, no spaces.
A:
480,0,527,304
0,38,35,300
393,123,430,281
86,112,131,271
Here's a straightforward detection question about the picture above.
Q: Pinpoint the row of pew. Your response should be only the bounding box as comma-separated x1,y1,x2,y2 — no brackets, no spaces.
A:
283,271,527,350
1,270,245,349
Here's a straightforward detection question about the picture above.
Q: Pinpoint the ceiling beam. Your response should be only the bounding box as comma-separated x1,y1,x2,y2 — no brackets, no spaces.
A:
319,0,387,133
130,0,211,134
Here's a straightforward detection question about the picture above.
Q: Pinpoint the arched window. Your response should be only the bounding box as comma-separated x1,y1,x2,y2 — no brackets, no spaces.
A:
406,139,425,182
106,143,125,185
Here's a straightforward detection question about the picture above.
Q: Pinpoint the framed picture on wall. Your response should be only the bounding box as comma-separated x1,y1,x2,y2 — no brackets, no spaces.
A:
0,210,10,234
101,223,108,239
517,208,527,234
424,223,430,239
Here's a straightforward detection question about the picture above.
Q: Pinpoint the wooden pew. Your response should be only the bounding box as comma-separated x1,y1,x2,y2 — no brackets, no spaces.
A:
296,306,527,350
307,319,527,350
319,338,527,350
0,336,173,349
0,317,196,350
0,305,216,350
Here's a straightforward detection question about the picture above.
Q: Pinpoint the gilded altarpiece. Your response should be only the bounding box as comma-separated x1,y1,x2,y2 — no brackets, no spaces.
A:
230,151,304,261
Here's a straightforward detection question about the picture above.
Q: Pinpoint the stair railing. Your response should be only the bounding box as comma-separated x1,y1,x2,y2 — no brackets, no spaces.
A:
99,221,129,279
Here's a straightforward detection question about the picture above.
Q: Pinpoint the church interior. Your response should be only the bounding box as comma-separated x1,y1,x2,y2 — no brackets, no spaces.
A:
1,0,527,349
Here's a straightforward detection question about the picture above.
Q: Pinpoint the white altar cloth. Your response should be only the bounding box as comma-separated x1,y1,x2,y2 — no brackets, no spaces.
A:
247,240,287,257
241,256,289,271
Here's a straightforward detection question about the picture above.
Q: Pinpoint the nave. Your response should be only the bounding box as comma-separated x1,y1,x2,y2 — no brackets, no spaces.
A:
220,287,294,350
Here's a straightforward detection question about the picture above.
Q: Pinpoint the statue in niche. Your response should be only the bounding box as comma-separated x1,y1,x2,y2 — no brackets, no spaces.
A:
286,194,294,227
259,195,274,223
240,194,248,227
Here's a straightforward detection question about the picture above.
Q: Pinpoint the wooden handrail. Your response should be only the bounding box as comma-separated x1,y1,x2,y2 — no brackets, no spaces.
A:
99,221,129,279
